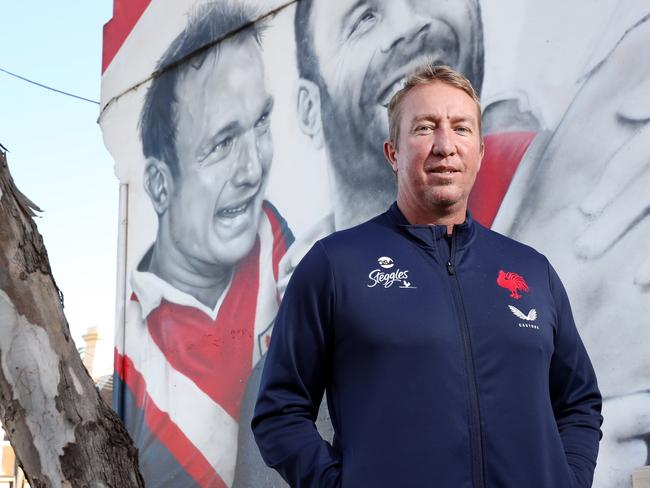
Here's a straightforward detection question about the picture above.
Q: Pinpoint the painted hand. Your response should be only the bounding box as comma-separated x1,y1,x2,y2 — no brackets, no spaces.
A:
553,17,650,292
573,75,650,291
593,392,650,487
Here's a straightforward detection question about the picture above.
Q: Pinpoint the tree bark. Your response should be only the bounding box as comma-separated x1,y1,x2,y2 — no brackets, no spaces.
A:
0,148,144,487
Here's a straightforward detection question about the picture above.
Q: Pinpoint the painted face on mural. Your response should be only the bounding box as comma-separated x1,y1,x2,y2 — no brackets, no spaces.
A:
385,82,483,219
306,0,483,200
168,37,273,267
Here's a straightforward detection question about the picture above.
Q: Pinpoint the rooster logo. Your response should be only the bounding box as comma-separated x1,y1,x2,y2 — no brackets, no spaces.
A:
497,270,529,299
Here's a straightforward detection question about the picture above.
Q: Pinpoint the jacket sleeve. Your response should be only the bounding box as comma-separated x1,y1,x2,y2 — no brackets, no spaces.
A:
252,241,341,488
547,261,603,488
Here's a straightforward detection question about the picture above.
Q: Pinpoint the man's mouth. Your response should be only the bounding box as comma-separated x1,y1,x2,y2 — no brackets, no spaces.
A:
373,23,460,109
378,76,407,108
216,193,257,220
218,201,249,218
376,51,450,108
428,166,461,175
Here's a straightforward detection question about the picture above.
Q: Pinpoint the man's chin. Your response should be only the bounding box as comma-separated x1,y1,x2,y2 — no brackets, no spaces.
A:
423,190,464,210
210,230,258,268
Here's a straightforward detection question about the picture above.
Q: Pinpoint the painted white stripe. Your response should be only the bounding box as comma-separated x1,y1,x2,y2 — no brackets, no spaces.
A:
124,299,238,487
252,214,280,365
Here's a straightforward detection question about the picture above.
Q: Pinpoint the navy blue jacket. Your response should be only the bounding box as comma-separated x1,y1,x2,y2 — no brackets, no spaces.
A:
252,203,602,488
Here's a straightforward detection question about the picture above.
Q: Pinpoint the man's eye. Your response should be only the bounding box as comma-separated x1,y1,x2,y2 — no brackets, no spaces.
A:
214,137,233,152
255,111,271,131
199,136,234,163
455,126,470,134
415,125,433,133
349,10,377,38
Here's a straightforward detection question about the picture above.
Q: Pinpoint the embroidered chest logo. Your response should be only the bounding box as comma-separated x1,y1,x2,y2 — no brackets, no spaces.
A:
497,270,529,299
509,305,539,330
498,270,538,329
368,256,416,289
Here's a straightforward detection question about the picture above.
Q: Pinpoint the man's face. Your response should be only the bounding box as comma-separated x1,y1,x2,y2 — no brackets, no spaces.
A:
167,37,273,267
309,0,483,184
389,82,483,214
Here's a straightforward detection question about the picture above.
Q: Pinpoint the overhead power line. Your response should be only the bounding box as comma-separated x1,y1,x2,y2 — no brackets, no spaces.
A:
0,66,99,105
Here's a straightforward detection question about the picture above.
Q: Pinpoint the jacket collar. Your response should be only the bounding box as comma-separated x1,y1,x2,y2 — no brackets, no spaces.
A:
386,202,477,251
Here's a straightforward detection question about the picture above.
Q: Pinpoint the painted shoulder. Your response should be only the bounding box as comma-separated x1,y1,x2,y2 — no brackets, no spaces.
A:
318,212,395,253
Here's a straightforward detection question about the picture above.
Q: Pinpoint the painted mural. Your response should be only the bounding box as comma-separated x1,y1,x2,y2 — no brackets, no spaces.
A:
99,1,650,486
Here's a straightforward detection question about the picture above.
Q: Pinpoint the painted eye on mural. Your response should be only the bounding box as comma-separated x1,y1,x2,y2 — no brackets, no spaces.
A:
254,110,271,133
214,137,234,152
199,136,234,163
348,8,377,39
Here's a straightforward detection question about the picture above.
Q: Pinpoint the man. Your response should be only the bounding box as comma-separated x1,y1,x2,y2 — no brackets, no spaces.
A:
253,65,602,487
113,4,293,487
293,0,538,232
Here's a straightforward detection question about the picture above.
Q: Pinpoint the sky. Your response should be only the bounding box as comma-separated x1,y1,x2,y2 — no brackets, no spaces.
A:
0,2,117,355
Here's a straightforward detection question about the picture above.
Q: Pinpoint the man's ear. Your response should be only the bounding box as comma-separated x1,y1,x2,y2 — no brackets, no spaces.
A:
143,157,174,215
477,139,485,171
383,140,398,174
297,78,324,150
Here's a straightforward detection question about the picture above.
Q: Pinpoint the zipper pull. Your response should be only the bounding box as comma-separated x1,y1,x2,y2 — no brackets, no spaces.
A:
446,260,455,275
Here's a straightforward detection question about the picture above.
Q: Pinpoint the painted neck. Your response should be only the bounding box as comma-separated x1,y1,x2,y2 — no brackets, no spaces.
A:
146,227,232,309
329,166,396,231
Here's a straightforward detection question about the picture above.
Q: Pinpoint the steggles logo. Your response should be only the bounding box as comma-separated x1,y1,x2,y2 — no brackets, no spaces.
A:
368,256,416,289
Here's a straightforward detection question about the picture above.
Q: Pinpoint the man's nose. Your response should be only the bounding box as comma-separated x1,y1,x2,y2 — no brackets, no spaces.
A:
380,4,430,53
432,128,456,157
231,130,263,187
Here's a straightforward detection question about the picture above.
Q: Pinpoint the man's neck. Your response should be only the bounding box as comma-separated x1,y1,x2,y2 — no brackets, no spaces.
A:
146,238,232,310
397,199,467,235
330,167,396,231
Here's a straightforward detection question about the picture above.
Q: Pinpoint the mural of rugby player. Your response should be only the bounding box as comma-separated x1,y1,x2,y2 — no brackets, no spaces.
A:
292,0,540,236
494,14,650,487
113,3,293,487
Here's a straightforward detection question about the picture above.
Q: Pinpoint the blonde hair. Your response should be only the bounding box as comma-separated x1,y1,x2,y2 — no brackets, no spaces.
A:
387,64,482,145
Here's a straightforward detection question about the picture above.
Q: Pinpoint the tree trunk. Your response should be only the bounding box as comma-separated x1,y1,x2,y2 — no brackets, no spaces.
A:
0,147,144,487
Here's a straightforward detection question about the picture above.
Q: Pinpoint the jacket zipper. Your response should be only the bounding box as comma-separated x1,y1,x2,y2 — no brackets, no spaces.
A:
446,232,485,488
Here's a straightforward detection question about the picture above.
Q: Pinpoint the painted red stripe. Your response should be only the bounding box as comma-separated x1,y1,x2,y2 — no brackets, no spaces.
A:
102,0,152,73
469,131,536,227
115,350,228,488
263,204,289,285
144,238,260,421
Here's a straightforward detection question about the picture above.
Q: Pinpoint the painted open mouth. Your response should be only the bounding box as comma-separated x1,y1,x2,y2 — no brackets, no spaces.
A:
216,193,257,219
378,76,407,108
217,201,249,218
375,40,458,109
